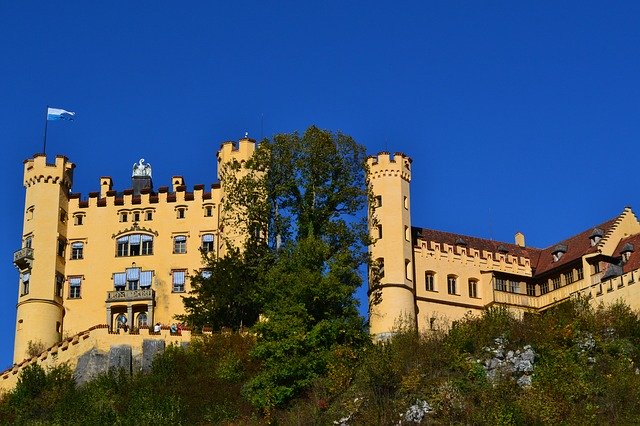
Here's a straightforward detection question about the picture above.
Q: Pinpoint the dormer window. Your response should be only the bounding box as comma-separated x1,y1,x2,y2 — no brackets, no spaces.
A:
589,228,604,246
455,238,467,246
497,245,509,254
552,244,568,262
621,243,634,263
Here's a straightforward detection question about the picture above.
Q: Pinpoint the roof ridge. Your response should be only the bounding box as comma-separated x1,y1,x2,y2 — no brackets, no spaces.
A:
598,207,634,249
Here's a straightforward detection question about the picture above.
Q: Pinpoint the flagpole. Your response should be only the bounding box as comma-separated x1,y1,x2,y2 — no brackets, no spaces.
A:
43,105,49,155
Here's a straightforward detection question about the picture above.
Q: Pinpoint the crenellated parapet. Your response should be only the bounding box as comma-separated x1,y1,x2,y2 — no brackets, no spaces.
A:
367,151,412,182
23,154,75,189
415,239,533,276
216,137,256,180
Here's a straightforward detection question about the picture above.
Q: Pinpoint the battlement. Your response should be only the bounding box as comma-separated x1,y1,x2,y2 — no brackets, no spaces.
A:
415,239,533,276
217,137,256,176
366,151,412,182
67,182,220,210
23,154,75,189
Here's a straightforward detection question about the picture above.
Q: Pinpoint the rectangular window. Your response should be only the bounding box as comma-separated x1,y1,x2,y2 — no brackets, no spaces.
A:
201,234,215,253
57,239,66,257
577,267,584,280
376,225,383,240
174,236,187,254
114,272,126,290
24,236,32,248
141,235,153,255
146,210,153,221
71,242,84,260
69,277,82,299
374,195,382,208
376,258,385,278
56,274,64,297
526,283,536,296
120,212,128,222
447,276,457,295
177,208,186,219
172,270,186,293
128,234,141,256
133,212,140,222
593,262,601,274
117,236,129,257
204,206,213,217
468,279,478,298
425,272,434,291
140,271,153,288
21,273,30,296
509,280,519,293
495,277,507,292
74,215,83,226
127,267,140,290
564,271,574,284
552,276,561,290
540,281,549,294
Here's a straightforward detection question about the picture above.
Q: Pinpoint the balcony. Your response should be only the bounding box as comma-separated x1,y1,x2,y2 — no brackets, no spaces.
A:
106,288,154,303
13,247,34,270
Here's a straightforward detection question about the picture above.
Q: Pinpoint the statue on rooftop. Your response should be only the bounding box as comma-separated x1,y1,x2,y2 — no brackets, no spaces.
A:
132,158,152,178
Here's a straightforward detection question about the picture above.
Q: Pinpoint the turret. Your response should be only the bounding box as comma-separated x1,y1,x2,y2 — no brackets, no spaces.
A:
367,151,416,339
216,136,258,252
13,154,74,363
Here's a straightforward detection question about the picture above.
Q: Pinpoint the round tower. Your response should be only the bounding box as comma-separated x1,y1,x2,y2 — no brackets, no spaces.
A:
216,136,258,252
13,154,74,363
367,151,416,340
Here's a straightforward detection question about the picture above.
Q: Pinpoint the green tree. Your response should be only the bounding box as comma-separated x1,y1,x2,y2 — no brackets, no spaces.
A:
181,126,371,413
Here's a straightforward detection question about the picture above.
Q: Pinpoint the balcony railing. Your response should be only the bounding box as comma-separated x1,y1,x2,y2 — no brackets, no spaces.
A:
13,247,34,270
106,288,154,302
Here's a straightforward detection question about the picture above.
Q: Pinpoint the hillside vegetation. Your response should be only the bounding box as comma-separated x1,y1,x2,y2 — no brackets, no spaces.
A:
2,298,640,424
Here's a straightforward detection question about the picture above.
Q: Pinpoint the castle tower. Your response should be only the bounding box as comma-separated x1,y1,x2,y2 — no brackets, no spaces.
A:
13,154,74,363
367,152,416,339
216,136,258,252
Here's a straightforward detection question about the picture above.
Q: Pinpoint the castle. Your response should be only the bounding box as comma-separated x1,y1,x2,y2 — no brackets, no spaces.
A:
367,151,640,339
11,137,257,368
8,141,640,391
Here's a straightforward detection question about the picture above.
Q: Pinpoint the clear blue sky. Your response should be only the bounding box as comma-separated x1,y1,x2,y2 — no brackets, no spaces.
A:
2,1,640,370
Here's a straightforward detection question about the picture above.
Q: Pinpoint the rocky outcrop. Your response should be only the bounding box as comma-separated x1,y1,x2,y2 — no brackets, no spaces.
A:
74,339,169,385
479,337,536,387
74,348,109,386
142,339,166,373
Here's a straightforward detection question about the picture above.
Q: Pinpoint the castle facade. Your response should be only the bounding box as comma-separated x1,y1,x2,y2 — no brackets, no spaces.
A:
367,151,640,339
11,137,256,364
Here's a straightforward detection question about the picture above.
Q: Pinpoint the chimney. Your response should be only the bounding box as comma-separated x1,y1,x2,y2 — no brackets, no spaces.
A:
515,231,525,247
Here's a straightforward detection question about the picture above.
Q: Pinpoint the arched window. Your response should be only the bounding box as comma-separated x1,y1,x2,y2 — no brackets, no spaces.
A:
468,278,478,298
425,271,435,291
116,234,154,257
137,312,148,328
447,275,457,295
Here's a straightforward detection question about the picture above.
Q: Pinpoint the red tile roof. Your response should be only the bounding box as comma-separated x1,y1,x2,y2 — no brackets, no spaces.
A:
413,213,623,278
532,217,618,276
413,227,541,262
614,233,640,274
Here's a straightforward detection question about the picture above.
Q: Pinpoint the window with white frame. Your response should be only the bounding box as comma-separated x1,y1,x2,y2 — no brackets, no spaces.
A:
509,280,520,293
172,270,186,292
116,234,154,257
69,276,82,298
201,234,215,253
447,275,457,295
469,279,478,298
174,235,187,254
204,205,213,217
425,272,435,291
71,242,84,260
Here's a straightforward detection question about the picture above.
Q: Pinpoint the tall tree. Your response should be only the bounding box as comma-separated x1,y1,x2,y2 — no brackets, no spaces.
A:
181,126,372,411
